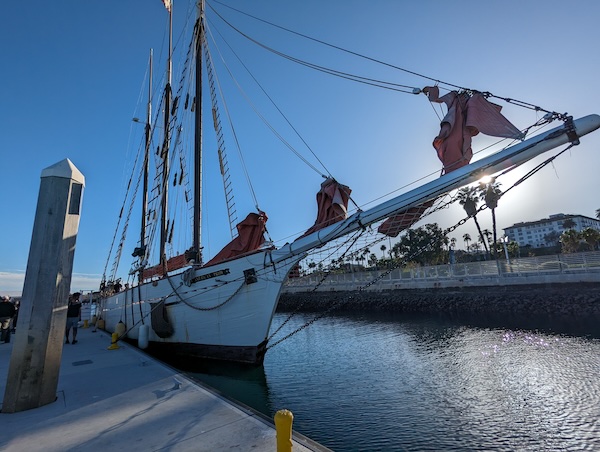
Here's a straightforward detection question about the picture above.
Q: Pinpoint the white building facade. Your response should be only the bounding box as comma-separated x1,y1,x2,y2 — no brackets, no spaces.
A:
504,213,600,248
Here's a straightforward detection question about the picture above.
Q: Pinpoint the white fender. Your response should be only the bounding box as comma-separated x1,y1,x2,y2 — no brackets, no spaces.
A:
138,324,150,349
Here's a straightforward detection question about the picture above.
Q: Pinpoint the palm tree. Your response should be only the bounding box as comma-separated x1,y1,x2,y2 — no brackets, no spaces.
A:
463,233,471,251
479,181,502,259
457,187,489,256
368,253,378,268
560,229,580,253
580,227,600,251
507,240,520,258
596,208,600,220
380,244,387,259
362,248,370,264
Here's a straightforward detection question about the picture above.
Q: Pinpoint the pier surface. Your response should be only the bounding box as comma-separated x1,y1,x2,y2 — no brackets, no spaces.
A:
0,327,326,451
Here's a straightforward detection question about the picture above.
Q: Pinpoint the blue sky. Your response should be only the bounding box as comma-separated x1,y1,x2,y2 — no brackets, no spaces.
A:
2,0,600,296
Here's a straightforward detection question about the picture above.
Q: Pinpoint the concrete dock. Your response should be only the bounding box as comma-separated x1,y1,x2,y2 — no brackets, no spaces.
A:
0,327,327,451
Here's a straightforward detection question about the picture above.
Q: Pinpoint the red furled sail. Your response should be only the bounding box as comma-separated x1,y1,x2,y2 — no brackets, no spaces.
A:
424,86,523,174
204,212,269,267
378,87,523,237
299,177,352,238
143,253,190,280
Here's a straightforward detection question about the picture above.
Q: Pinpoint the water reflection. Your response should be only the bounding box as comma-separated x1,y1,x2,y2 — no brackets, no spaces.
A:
159,312,600,451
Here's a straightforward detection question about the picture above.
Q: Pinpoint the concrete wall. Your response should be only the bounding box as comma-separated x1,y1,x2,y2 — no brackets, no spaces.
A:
278,282,600,320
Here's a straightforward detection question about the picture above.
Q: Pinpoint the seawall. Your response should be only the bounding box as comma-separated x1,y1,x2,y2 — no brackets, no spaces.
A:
279,282,600,316
278,282,600,336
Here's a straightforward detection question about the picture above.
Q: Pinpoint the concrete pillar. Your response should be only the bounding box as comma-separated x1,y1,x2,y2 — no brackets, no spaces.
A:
2,159,84,413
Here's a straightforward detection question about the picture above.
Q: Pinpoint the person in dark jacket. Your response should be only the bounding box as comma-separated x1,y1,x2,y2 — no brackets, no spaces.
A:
65,292,82,344
0,296,16,343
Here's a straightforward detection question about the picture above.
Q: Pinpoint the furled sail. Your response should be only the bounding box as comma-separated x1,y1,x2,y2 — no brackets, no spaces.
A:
425,86,524,174
378,86,523,237
143,254,191,280
204,212,269,267
299,177,352,238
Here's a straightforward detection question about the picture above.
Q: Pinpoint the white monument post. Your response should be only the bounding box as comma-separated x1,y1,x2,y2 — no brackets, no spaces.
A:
2,159,84,413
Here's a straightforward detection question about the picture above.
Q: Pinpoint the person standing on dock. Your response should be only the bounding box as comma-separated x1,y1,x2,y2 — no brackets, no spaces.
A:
65,292,82,344
0,296,16,343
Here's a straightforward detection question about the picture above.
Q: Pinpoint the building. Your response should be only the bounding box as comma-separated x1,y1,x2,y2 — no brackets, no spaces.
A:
503,213,600,248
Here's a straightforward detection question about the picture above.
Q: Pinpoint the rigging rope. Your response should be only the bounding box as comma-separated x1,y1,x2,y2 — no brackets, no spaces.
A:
208,3,420,96
103,138,146,284
208,0,559,117
206,15,332,178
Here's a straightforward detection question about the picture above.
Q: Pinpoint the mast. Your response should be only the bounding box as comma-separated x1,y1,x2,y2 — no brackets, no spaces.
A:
193,0,204,264
139,49,153,283
160,3,173,272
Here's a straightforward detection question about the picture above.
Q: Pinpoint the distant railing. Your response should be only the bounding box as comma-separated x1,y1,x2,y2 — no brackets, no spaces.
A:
284,251,600,292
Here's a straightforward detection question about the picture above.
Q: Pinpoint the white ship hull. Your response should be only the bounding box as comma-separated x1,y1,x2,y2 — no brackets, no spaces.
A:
100,251,302,364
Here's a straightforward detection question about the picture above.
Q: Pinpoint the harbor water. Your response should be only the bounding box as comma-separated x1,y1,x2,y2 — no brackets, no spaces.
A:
168,310,600,451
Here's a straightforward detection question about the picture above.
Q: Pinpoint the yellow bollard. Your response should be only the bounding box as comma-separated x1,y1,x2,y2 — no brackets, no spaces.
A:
107,332,120,350
115,321,127,338
274,409,294,452
83,319,89,328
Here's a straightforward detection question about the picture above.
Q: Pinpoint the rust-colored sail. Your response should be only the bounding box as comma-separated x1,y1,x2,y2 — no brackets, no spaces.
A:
378,87,522,237
203,212,269,267
299,177,352,238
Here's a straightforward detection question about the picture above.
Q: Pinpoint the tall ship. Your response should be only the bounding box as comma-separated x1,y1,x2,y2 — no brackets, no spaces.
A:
99,0,600,364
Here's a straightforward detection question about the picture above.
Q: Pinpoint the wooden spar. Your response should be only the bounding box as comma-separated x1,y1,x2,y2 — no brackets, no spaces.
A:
271,114,600,263
139,49,152,284
193,0,204,264
160,3,173,272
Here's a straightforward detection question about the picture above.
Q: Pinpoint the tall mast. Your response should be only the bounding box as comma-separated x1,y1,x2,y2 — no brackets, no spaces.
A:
140,49,153,283
160,3,173,272
193,0,204,263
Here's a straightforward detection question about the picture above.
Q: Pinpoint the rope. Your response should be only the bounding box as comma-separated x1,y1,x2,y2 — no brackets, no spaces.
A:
209,1,445,90
208,0,562,117
205,19,329,178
